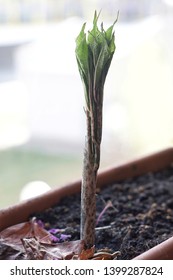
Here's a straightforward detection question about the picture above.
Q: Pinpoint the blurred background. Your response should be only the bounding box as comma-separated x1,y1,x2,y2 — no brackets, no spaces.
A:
1,0,173,207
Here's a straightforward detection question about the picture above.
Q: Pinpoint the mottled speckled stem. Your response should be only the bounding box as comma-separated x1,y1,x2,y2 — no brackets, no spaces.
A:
80,104,101,248
80,140,97,248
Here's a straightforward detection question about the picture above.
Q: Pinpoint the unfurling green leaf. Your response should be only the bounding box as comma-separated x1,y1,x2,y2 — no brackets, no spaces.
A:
75,23,89,78
75,11,117,108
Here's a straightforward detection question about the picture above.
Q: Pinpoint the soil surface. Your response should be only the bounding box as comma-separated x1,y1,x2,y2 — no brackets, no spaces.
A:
35,167,173,259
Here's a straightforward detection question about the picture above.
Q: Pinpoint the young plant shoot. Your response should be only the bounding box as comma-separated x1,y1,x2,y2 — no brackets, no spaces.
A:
75,12,116,248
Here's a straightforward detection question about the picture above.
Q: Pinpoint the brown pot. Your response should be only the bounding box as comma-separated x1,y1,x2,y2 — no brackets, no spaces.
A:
133,235,173,260
1,147,173,259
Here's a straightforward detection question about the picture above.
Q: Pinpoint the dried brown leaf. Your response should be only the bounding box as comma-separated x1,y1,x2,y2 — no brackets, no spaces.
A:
0,240,24,260
79,246,95,260
0,220,85,260
21,238,85,260
0,218,53,245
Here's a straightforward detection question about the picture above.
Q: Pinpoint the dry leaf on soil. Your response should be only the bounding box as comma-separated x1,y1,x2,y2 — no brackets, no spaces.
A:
0,219,84,260
0,219,119,260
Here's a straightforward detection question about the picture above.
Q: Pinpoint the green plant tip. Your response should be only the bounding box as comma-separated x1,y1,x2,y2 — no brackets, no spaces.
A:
75,11,117,108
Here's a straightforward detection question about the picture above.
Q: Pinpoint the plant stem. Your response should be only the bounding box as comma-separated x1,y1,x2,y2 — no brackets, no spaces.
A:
80,138,97,248
75,11,116,248
81,97,102,248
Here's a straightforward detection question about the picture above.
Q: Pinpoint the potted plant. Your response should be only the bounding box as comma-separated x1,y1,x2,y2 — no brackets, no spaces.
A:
1,148,173,259
1,12,173,260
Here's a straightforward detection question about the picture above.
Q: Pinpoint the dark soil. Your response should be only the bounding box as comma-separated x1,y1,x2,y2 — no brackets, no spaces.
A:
35,167,173,259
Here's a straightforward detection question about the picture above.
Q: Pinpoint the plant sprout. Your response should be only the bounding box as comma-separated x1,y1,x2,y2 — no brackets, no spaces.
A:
75,11,117,249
